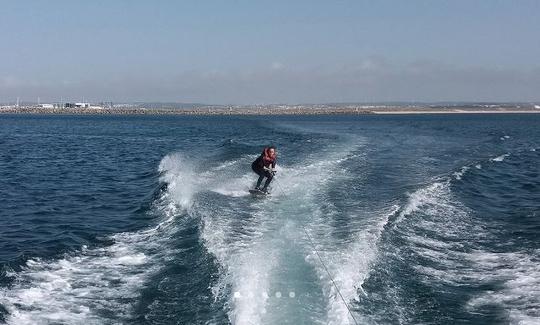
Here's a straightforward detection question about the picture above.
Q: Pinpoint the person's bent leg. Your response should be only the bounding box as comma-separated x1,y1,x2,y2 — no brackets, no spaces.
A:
262,172,273,191
253,165,266,189
256,175,265,188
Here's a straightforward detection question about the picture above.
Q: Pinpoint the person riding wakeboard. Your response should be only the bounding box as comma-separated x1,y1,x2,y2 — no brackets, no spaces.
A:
251,146,277,194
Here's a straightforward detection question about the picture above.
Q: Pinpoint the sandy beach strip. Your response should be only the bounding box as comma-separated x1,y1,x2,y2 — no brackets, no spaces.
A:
372,110,540,114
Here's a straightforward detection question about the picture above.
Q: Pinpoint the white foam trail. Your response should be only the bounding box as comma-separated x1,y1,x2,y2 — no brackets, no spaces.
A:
210,154,258,172
269,142,396,324
386,178,473,275
211,188,250,197
393,181,448,225
203,206,277,325
398,180,481,276
0,153,198,324
188,151,283,325
211,173,254,197
159,153,199,208
453,166,470,180
228,245,277,325
205,154,259,197
466,250,540,324
416,248,540,323
197,140,368,324
313,205,399,325
199,195,279,325
491,153,510,162
213,158,242,171
0,205,180,324
394,178,540,324
197,151,284,324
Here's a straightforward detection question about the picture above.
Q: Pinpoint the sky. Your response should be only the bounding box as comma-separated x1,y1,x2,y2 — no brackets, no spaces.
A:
1,0,539,104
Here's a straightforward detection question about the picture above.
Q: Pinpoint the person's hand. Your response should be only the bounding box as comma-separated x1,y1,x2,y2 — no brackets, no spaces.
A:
271,170,277,176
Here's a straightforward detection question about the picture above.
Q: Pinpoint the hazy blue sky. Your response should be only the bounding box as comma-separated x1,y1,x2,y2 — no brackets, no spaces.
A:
1,0,539,104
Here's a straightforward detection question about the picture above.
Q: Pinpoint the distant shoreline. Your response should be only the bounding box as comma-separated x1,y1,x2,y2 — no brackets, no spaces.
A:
1,107,540,116
371,110,540,114
0,107,372,116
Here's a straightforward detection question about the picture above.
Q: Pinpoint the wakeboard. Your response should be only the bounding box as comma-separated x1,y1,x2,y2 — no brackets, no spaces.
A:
249,189,270,196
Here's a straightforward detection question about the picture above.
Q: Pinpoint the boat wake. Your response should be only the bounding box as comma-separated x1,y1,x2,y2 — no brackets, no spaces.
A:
2,141,538,325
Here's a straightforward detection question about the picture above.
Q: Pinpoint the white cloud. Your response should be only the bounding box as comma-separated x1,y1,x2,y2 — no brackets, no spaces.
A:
271,62,284,70
2,60,539,104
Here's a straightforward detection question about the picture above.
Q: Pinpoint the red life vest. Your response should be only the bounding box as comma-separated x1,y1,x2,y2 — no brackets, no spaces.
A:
260,147,276,167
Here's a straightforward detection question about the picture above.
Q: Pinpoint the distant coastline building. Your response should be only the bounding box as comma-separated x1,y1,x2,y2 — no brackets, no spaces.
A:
64,102,90,108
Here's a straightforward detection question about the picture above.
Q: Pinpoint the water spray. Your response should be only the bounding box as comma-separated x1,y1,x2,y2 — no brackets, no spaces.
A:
272,179,360,325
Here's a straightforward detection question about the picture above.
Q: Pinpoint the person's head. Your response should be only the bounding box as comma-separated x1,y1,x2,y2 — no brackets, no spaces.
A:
267,146,276,157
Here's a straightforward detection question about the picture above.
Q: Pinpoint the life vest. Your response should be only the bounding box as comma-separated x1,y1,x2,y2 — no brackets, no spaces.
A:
256,147,276,168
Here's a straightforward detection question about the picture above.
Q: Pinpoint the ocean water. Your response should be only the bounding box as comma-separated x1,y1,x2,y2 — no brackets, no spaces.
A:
0,114,538,325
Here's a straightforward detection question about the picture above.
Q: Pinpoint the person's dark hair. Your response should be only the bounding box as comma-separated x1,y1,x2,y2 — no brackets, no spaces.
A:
268,146,276,150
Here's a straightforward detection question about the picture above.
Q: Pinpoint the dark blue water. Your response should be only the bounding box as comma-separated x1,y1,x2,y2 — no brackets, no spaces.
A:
0,114,538,324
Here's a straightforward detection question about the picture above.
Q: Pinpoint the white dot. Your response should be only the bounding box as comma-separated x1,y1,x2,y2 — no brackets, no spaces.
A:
289,291,295,298
233,292,241,299
262,292,269,298
275,291,282,298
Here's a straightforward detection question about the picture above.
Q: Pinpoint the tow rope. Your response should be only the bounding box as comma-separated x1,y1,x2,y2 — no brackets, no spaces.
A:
273,181,360,325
